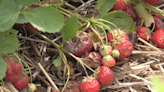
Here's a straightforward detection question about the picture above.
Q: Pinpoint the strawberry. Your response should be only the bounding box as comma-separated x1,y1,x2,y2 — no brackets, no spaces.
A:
124,4,137,21
12,73,29,91
64,31,93,57
13,23,23,30
99,45,112,56
137,27,150,41
96,66,113,87
4,57,22,83
111,0,126,11
80,77,100,92
154,14,164,20
111,49,120,58
144,0,160,4
151,29,164,48
102,55,116,67
152,17,164,31
107,29,129,43
25,23,41,34
64,81,80,92
82,52,102,64
28,83,36,92
114,40,133,60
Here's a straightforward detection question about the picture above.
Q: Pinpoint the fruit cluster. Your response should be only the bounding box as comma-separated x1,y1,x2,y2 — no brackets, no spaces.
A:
63,28,133,91
3,57,29,91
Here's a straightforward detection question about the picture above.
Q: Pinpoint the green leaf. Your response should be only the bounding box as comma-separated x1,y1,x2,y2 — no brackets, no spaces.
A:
97,0,116,18
0,56,7,80
0,29,20,54
134,3,154,27
0,0,19,32
16,14,28,24
23,6,65,33
151,77,164,92
61,15,79,42
14,0,37,8
102,10,134,33
53,58,62,66
0,0,36,32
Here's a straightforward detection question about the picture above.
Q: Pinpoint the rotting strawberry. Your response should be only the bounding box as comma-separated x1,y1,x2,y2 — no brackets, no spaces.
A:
151,29,164,48
124,4,137,21
64,81,80,92
137,27,150,42
82,52,102,64
64,31,93,57
80,77,100,92
4,57,22,83
152,17,164,31
99,45,112,56
95,66,113,87
110,0,126,11
102,55,116,67
13,23,23,30
12,73,29,91
114,40,133,60
25,23,41,34
144,0,160,4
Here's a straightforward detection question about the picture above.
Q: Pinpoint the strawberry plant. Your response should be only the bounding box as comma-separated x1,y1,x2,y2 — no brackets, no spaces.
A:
1,0,164,92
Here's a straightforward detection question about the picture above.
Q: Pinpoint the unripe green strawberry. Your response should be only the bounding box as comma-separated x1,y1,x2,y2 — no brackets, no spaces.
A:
99,45,112,56
102,55,116,67
111,49,120,58
28,83,36,92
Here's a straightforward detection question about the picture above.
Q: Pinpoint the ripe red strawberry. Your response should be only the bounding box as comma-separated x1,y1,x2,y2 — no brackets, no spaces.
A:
107,30,129,43
12,74,29,91
64,81,80,92
4,57,22,83
144,0,160,4
154,14,164,20
152,29,164,48
80,77,100,92
64,31,93,57
111,0,126,11
102,55,116,67
124,4,137,21
99,45,112,56
152,17,164,31
114,40,133,60
137,27,150,41
26,23,41,34
96,66,113,87
83,52,102,63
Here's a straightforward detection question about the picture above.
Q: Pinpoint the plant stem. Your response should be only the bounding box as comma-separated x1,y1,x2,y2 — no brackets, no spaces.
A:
26,26,60,50
57,6,88,23
14,52,33,83
90,26,104,46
